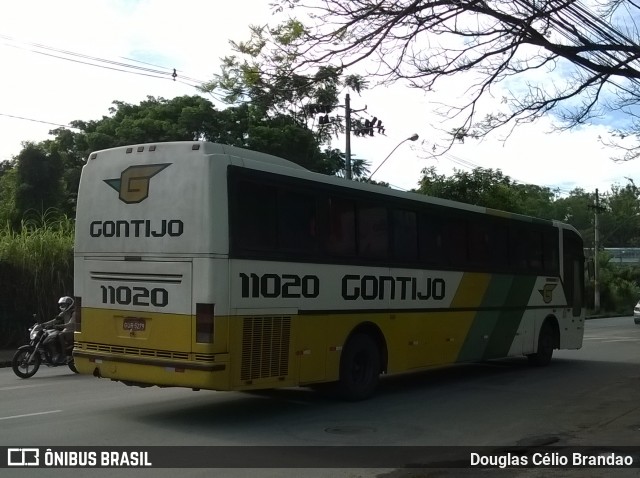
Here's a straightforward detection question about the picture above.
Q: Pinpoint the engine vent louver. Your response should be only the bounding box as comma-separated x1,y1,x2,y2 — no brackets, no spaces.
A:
241,316,291,381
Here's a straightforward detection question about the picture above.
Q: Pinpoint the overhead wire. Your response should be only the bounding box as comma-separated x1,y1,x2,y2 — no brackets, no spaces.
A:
0,112,78,129
0,33,209,87
0,32,231,112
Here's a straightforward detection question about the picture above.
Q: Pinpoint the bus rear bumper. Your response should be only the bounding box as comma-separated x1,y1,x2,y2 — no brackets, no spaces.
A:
73,350,230,390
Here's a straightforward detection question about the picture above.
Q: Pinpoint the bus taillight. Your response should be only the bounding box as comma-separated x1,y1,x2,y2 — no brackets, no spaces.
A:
74,296,82,332
196,303,215,343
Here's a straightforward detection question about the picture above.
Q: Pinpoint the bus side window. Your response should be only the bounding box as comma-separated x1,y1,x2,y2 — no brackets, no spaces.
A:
391,209,417,262
233,180,277,251
278,189,318,253
542,228,559,276
468,219,491,268
509,225,529,273
325,197,356,257
489,221,509,270
527,230,543,273
357,203,388,259
418,212,446,267
444,218,467,267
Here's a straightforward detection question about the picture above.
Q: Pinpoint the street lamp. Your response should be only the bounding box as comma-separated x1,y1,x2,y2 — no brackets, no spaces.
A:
367,133,419,182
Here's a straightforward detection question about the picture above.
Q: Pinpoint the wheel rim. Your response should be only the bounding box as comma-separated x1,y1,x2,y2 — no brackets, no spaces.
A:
17,351,36,375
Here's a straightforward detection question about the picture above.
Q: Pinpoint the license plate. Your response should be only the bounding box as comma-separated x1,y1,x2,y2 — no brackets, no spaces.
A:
123,318,146,331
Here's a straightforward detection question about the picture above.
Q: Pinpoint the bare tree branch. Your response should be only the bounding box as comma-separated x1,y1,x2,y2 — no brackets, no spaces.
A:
273,0,640,156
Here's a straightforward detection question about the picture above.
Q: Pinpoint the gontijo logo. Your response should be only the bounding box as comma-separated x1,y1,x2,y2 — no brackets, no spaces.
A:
104,163,170,204
538,283,557,304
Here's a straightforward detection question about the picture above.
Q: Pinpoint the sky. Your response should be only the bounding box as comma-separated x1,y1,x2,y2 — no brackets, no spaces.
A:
1,0,639,197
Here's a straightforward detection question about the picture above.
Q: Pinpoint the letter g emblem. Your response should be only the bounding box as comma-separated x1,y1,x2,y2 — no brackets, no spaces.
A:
104,163,170,204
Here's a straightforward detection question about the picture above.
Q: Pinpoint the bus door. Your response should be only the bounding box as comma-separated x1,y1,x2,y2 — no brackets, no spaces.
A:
82,259,193,353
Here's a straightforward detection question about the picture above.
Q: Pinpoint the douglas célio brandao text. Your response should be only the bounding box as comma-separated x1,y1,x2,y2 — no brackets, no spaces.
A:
470,452,634,468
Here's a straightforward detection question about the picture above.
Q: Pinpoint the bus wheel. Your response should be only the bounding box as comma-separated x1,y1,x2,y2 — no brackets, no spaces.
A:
338,333,381,401
527,322,556,366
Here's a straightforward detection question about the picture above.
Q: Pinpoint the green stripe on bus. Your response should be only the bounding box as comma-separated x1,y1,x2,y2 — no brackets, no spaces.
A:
482,275,537,359
456,274,513,362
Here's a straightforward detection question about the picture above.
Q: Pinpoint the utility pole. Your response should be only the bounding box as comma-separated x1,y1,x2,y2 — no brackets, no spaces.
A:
589,189,606,313
343,93,366,180
345,93,352,180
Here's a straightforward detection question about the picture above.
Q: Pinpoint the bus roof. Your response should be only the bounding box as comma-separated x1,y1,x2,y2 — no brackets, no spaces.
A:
87,141,578,234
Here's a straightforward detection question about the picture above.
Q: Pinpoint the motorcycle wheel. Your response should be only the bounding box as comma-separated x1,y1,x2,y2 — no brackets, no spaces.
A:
12,346,41,379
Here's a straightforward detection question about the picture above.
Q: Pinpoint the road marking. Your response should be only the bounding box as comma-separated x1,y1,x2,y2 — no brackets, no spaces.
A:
0,384,48,391
584,336,640,342
0,410,62,421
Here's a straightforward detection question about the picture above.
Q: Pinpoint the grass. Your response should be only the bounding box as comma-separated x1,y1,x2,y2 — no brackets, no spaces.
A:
0,210,74,347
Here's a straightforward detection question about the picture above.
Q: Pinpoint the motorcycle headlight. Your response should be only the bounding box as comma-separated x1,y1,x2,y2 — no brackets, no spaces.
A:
29,329,38,340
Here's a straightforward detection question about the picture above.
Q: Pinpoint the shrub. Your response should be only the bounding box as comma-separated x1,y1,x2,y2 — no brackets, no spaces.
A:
0,211,73,347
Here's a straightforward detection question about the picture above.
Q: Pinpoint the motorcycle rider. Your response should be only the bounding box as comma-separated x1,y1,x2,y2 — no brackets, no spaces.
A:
42,296,75,364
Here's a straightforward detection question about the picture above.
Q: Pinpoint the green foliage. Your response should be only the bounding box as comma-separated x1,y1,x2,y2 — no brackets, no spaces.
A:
586,252,640,314
599,181,640,247
36,95,226,216
417,166,557,218
199,20,369,150
416,166,640,315
13,143,65,226
0,166,17,227
551,188,594,247
0,211,74,347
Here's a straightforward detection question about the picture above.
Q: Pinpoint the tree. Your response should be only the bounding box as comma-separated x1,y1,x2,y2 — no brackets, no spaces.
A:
13,94,369,218
13,143,64,224
417,166,557,217
199,20,372,174
40,95,226,215
0,160,12,178
0,165,17,226
551,188,595,247
598,180,640,247
274,0,640,156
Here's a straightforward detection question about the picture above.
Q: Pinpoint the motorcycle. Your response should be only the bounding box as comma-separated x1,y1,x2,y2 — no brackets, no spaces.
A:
12,320,78,378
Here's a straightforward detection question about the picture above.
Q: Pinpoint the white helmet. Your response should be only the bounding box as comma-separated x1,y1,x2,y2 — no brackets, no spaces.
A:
58,296,74,312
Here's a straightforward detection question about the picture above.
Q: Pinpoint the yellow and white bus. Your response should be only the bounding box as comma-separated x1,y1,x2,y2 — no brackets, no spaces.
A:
73,141,584,400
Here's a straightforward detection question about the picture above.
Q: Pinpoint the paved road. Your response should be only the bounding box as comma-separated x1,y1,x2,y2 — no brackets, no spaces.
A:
0,316,639,477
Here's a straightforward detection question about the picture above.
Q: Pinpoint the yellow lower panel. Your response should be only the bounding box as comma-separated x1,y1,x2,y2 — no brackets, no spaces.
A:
74,354,231,390
74,309,498,392
79,307,192,352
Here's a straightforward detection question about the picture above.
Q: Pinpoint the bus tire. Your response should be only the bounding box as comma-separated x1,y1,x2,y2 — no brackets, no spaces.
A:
527,322,556,366
338,333,380,401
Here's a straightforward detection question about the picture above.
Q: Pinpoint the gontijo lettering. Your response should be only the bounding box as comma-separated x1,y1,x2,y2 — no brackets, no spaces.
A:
90,219,183,238
342,275,446,301
237,273,447,301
